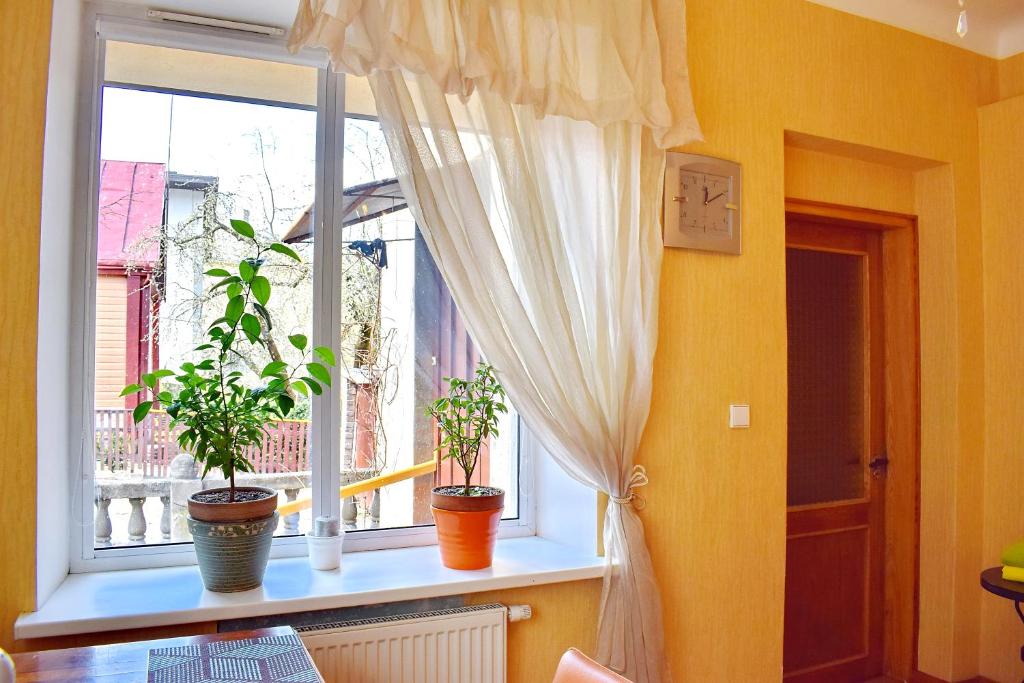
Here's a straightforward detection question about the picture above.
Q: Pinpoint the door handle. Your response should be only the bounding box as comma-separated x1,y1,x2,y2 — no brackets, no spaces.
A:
868,455,889,478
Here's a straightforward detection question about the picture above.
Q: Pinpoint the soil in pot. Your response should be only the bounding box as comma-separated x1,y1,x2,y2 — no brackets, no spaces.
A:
193,489,271,504
431,486,504,570
432,485,504,511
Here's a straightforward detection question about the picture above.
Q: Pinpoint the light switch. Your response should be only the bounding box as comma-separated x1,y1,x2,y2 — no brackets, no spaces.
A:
729,404,750,429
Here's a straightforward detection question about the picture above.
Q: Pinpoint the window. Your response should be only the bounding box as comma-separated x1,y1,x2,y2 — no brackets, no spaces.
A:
75,26,527,570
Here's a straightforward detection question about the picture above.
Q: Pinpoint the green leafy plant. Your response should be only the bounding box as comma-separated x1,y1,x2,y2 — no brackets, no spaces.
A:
122,219,336,501
426,362,508,496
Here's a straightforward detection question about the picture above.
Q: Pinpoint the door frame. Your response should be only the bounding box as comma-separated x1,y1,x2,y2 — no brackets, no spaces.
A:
785,198,921,681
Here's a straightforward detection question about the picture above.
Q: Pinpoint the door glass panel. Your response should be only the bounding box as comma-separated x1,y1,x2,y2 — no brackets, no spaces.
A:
786,248,866,506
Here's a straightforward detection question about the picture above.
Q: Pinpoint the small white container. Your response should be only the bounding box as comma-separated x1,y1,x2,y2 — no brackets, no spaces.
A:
307,532,344,571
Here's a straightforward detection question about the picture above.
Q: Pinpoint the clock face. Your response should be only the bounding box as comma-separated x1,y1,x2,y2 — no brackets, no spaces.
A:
678,171,733,234
663,152,742,254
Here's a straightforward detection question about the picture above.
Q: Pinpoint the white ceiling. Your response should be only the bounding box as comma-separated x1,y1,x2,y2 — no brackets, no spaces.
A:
807,0,1024,58
117,0,1024,60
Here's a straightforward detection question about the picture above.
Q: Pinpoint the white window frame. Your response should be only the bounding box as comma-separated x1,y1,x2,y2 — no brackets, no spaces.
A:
69,7,534,573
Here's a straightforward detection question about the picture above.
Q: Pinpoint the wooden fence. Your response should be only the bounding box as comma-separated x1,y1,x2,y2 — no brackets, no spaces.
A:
95,409,493,485
94,408,310,477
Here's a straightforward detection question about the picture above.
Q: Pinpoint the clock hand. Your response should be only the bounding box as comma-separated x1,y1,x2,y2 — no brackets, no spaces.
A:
703,186,708,204
705,192,726,205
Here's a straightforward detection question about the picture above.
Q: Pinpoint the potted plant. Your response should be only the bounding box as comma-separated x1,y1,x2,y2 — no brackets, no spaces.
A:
123,219,335,592
426,362,508,570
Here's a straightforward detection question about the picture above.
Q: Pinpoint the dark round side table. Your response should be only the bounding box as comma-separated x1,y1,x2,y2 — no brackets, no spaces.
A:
981,566,1024,683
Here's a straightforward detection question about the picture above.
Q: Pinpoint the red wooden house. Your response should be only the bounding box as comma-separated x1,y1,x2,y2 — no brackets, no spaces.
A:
94,160,164,409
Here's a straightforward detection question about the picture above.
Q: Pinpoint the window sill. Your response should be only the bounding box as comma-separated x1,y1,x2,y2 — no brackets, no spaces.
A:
15,537,604,639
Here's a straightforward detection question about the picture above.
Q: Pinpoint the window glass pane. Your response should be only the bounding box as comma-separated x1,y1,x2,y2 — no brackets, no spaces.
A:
88,45,523,556
334,76,520,532
92,43,318,549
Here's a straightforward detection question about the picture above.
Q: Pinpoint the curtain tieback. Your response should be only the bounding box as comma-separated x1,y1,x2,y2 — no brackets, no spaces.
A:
610,465,649,510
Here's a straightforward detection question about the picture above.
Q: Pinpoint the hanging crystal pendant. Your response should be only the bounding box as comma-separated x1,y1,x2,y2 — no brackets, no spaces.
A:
957,0,968,38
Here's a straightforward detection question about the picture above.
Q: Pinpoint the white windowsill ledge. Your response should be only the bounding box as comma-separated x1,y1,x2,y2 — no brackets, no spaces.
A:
15,537,604,640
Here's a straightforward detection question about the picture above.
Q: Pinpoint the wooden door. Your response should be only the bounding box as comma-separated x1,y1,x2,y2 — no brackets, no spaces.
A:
783,221,885,682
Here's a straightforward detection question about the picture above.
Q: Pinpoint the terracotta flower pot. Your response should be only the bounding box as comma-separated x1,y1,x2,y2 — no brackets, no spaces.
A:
188,486,278,522
187,487,279,592
431,486,504,570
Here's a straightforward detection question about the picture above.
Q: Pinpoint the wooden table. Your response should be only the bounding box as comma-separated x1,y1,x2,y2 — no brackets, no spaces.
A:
981,566,1024,683
11,626,323,682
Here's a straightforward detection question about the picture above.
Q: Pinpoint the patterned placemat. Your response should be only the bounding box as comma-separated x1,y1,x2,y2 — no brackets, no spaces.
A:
147,633,322,682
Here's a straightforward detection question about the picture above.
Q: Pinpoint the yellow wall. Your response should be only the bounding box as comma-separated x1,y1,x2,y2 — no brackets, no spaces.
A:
784,146,917,214
471,581,603,682
979,93,1024,683
8,0,1024,681
998,52,1024,100
0,0,49,655
642,1,995,680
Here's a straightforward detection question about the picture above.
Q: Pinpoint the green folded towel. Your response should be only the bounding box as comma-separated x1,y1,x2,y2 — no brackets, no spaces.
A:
1002,540,1024,568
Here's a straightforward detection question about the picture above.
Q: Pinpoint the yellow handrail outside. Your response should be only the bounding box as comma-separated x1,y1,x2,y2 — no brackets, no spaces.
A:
277,459,436,517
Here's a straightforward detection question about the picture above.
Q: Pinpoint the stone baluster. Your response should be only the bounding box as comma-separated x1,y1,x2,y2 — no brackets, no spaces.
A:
370,489,381,527
127,497,147,542
160,495,171,540
342,496,358,526
94,497,112,545
284,489,300,533
169,454,201,542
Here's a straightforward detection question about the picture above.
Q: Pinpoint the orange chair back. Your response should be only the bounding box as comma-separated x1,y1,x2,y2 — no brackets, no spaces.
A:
552,648,631,683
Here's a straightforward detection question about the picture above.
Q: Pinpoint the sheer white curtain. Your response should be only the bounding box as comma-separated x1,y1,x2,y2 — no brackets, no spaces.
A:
290,0,701,148
290,3,702,680
375,74,667,678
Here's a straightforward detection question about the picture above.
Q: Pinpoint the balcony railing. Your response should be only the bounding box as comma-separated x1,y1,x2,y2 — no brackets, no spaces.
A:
92,409,496,546
94,471,315,545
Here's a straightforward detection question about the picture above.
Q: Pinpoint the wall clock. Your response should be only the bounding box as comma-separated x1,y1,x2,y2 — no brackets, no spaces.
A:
663,152,742,254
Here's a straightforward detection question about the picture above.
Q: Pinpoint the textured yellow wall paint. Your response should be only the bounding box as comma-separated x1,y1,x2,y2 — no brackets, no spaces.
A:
6,1,1024,680
784,147,917,214
643,1,993,680
470,581,603,683
998,52,1024,100
0,0,50,654
979,94,1024,683
912,162,966,677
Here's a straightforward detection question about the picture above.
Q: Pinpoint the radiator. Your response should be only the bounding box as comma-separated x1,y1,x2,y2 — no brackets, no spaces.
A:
297,604,508,683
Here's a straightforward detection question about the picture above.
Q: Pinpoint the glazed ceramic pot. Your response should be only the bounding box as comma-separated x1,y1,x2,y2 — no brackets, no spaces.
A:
187,487,278,592
431,486,504,570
